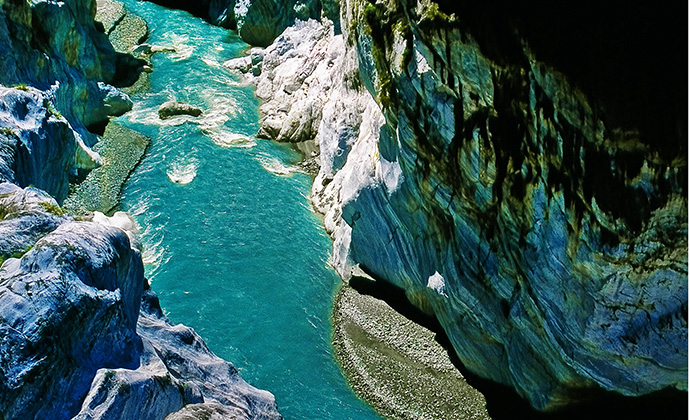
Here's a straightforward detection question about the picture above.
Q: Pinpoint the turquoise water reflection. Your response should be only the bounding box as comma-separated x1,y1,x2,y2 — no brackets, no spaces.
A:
116,2,382,419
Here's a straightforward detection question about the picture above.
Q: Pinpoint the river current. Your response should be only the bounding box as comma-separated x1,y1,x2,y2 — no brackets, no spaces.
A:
115,2,382,419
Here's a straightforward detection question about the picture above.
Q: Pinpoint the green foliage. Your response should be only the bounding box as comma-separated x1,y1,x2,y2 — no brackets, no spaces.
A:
0,127,16,137
43,98,63,120
39,201,66,216
13,83,29,91
5,244,34,261
117,381,131,396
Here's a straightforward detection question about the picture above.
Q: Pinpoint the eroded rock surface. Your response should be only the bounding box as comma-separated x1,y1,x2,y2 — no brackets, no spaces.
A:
0,185,282,420
236,0,687,411
0,86,100,203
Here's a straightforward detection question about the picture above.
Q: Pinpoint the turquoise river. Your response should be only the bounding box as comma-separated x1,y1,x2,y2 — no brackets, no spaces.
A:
115,1,383,419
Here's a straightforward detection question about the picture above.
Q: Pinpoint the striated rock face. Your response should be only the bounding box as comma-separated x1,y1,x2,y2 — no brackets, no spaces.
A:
241,0,687,411
0,184,282,420
0,220,144,419
0,0,134,138
0,86,100,203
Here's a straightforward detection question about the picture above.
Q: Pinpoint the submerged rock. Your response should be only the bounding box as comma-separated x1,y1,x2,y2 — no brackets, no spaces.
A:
158,101,204,120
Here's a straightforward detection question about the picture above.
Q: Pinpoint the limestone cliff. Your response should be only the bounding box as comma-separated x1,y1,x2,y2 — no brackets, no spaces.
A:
231,0,688,411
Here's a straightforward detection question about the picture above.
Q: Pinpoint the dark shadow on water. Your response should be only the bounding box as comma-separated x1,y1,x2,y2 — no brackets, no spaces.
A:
348,275,688,420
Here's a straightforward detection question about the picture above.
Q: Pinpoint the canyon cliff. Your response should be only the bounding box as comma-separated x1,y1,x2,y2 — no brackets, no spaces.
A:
227,0,688,411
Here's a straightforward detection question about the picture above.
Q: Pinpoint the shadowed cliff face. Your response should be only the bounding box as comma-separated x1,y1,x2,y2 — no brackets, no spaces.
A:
432,1,687,162
187,0,687,412
249,0,687,411
145,0,340,46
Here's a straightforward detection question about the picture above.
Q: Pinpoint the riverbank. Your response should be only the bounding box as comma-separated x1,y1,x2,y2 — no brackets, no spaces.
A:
64,123,150,215
333,278,491,420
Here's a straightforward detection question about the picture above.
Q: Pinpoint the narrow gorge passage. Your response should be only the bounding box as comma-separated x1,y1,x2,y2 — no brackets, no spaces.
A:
114,1,383,419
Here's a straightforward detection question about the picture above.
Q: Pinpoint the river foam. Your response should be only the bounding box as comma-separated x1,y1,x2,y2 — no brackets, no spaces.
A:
115,1,384,418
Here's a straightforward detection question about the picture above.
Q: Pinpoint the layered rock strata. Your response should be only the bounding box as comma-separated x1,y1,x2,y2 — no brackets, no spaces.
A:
229,0,688,411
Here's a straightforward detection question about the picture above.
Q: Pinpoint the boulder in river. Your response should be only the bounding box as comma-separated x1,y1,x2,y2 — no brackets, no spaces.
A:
158,101,204,119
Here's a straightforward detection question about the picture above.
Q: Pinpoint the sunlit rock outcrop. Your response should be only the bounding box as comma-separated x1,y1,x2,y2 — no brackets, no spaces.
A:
0,185,282,420
237,0,687,411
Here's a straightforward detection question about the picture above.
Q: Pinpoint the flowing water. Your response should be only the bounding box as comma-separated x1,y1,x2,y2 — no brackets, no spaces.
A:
115,2,382,419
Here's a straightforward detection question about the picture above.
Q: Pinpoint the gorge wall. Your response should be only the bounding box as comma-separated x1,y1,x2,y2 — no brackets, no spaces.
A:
146,0,340,46
229,0,688,412
0,0,282,418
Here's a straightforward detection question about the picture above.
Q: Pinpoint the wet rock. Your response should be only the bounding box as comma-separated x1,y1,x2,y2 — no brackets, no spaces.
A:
158,101,204,120
224,55,254,74
165,403,252,420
